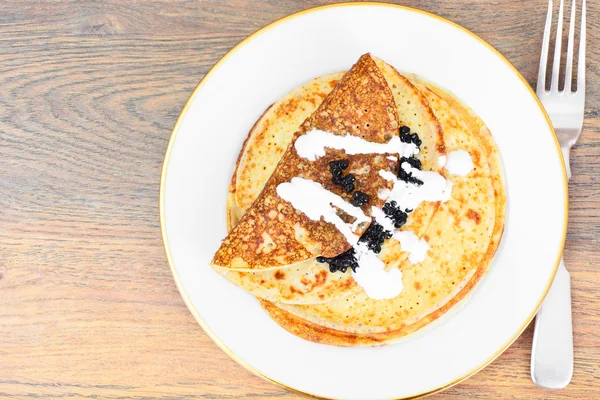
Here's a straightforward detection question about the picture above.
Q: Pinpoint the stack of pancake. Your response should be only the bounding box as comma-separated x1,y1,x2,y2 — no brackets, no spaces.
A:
211,54,505,346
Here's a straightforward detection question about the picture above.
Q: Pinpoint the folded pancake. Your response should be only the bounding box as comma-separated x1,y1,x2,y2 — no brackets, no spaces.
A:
219,73,357,304
260,79,504,346
227,72,345,229
216,59,445,304
213,54,401,271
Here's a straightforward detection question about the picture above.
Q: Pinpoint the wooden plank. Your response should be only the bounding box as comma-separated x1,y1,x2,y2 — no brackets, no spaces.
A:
1,1,598,398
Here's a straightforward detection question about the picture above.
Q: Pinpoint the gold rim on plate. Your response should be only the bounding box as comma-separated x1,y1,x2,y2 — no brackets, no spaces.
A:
159,2,569,399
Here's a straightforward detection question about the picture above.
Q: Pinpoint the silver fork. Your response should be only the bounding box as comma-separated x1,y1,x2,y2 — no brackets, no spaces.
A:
531,0,586,389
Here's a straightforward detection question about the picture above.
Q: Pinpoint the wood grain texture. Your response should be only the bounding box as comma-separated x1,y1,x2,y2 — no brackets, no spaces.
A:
0,0,598,398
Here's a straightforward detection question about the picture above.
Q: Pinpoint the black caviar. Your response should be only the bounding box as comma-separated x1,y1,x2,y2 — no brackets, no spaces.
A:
399,126,422,147
351,191,370,207
317,222,391,273
382,201,408,228
358,222,392,254
401,156,421,170
398,127,423,186
317,249,358,273
398,157,423,186
329,159,349,170
341,175,356,192
330,159,356,192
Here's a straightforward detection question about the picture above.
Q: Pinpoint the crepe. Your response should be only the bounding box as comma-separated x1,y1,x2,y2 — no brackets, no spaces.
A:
213,54,401,271
215,58,445,304
212,54,505,346
260,80,505,346
219,72,359,304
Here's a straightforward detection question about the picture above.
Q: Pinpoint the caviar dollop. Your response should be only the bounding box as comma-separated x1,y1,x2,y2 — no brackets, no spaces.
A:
329,159,356,193
316,221,391,273
351,191,370,207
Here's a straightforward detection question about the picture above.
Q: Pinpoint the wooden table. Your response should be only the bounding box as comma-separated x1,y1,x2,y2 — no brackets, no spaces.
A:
1,1,598,398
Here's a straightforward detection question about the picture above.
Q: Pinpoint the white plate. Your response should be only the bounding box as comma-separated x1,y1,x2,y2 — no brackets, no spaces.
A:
160,3,567,399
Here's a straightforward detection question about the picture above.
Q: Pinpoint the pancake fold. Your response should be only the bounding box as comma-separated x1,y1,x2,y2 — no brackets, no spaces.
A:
213,54,401,272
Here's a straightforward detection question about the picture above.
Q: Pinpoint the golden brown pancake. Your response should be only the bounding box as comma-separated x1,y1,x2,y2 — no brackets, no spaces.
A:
213,55,505,345
213,54,401,271
216,60,446,304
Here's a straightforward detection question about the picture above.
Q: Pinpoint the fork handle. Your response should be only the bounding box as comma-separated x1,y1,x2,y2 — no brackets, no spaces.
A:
561,146,572,179
531,260,573,389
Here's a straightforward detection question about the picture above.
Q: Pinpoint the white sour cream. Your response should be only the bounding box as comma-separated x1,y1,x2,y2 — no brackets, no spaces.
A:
276,129,461,300
378,188,391,200
437,155,447,167
444,150,473,176
378,169,397,182
294,128,418,161
392,231,431,264
351,242,403,300
276,177,370,245
383,162,452,211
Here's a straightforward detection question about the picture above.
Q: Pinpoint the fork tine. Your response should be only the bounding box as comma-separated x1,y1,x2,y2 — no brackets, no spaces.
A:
550,0,565,91
577,0,586,92
564,0,576,92
538,0,553,94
